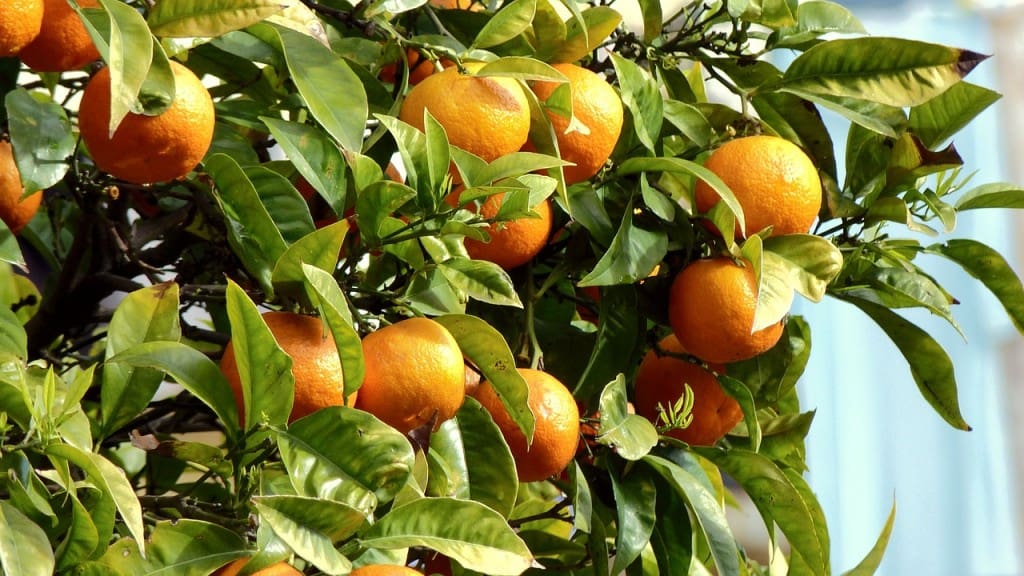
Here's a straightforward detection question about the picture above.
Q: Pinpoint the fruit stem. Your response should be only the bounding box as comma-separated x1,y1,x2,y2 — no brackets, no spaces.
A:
525,262,543,370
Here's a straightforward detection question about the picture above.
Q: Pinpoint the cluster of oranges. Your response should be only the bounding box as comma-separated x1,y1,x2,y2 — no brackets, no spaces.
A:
396,56,624,270
0,0,216,235
219,312,581,486
634,135,822,444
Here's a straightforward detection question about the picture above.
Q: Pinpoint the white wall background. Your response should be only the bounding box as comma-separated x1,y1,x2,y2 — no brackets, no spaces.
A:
796,1,1023,574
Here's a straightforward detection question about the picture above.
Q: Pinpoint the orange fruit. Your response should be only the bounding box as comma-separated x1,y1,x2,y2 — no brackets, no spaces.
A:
356,317,465,433
350,565,424,576
220,311,355,425
0,141,42,235
213,558,302,576
449,192,553,270
429,0,484,10
529,63,623,185
694,135,822,238
473,368,580,483
633,334,741,446
0,0,42,57
18,0,100,72
399,62,530,163
380,49,452,86
78,60,215,185
668,257,784,364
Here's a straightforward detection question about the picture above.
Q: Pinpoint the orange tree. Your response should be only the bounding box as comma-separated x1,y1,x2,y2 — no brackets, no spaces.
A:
0,0,1020,574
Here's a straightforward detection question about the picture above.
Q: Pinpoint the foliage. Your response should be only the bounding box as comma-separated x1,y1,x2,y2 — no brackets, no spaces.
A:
0,0,1020,575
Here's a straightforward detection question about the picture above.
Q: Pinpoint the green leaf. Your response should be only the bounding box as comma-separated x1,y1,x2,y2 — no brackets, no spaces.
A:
277,406,415,514
435,314,534,441
609,463,657,575
663,99,712,149
95,0,152,129
610,52,663,153
926,239,1024,335
779,37,988,107
550,7,622,64
106,341,241,441
789,91,907,138
840,295,969,430
472,0,536,49
225,279,294,429
575,286,644,405
643,455,739,576
579,202,666,287
261,117,348,216
148,0,286,37
354,180,417,246
731,316,810,404
360,497,533,576
0,500,54,576
277,26,368,152
772,0,866,48
717,374,760,452
695,448,828,575
84,520,246,576
954,182,1024,211
431,397,519,518
54,492,99,571
422,109,451,210
301,264,365,398
45,445,145,557
208,153,289,295
909,81,1000,149
244,166,316,244
617,157,747,233
762,235,843,302
0,223,24,272
635,0,662,43
596,375,658,461
0,304,27,361
271,221,348,305
254,495,365,574
842,500,896,576
835,265,960,334
438,258,523,308
5,90,74,191
100,282,181,438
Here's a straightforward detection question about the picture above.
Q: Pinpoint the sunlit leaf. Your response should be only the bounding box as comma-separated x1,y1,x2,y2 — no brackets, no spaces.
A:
435,314,534,441
149,0,285,37
0,500,54,576
926,239,1024,335
5,90,74,192
596,375,658,461
81,520,246,576
472,0,536,49
431,397,519,517
277,406,414,513
361,498,533,575
277,26,368,152
779,37,987,107
100,282,181,439
44,445,145,556
255,496,365,574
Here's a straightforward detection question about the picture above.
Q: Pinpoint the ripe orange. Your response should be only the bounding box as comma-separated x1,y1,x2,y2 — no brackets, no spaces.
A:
452,192,553,270
78,60,215,185
633,334,741,445
380,49,452,86
429,0,484,10
473,368,580,483
220,311,355,425
529,63,623,184
350,565,424,576
214,558,302,576
399,62,530,163
356,317,466,433
0,0,42,58
668,257,784,364
694,135,822,238
0,141,42,235
18,0,100,72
